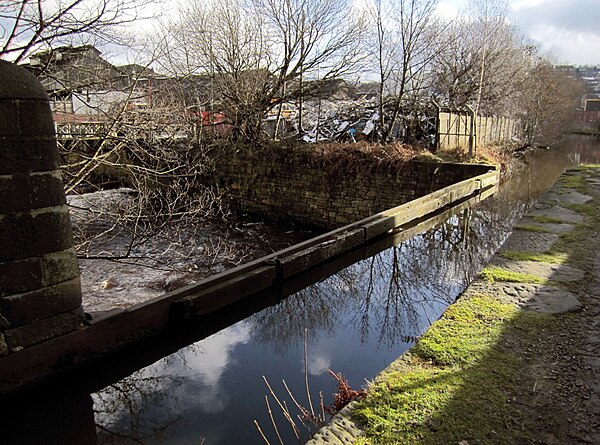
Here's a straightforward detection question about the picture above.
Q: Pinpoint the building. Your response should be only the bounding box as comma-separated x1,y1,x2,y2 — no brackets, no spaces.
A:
26,45,131,116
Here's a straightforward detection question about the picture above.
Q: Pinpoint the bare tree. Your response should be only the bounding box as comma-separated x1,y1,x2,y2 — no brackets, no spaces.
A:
19,41,250,294
368,0,442,143
468,0,509,117
57,72,240,273
163,0,367,141
0,0,160,63
431,0,528,116
517,61,583,147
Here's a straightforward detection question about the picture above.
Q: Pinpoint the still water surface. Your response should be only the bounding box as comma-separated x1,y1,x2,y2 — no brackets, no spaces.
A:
5,137,600,445
93,146,575,445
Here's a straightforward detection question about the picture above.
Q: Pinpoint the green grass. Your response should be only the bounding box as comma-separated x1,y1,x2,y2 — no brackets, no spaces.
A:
499,250,567,264
565,203,597,217
479,267,546,284
514,224,553,233
412,297,517,367
353,296,555,445
558,174,587,191
530,215,567,224
571,164,600,171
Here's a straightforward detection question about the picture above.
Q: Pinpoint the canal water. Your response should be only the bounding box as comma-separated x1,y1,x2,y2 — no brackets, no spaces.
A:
3,136,599,445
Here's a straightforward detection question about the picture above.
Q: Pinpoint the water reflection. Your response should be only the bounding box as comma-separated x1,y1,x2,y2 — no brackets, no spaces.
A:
2,140,593,445
567,134,600,164
90,146,575,444
95,326,253,444
0,390,97,445
91,214,492,444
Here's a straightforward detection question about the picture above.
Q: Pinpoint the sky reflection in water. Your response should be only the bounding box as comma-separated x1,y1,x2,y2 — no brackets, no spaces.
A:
93,146,576,444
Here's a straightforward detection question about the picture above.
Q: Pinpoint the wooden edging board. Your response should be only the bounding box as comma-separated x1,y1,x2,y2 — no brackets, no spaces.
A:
0,167,498,395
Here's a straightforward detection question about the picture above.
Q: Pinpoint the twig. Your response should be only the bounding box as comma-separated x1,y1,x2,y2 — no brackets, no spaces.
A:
262,376,301,440
304,328,316,418
265,395,285,445
254,419,273,445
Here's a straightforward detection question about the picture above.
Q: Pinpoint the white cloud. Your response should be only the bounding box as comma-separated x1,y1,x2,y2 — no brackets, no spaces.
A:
431,0,600,65
173,323,252,412
129,322,252,414
510,0,544,10
511,0,600,65
307,353,332,376
528,25,600,66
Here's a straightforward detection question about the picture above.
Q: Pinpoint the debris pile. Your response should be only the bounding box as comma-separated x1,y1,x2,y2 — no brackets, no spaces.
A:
301,97,380,143
267,97,437,148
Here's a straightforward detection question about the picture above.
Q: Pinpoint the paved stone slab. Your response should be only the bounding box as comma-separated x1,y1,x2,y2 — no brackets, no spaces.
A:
528,205,585,224
585,177,600,186
489,258,585,283
517,216,574,234
306,402,364,445
464,281,582,314
499,231,559,254
540,187,592,206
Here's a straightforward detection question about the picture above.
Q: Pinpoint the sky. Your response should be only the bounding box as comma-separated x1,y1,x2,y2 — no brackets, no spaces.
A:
105,0,600,67
3,0,598,67
437,0,600,66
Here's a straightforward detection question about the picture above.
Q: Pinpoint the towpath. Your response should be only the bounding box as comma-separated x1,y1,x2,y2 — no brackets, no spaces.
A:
308,165,600,444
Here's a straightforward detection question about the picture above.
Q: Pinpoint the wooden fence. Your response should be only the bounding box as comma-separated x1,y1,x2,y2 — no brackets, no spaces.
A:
475,115,519,146
436,105,518,153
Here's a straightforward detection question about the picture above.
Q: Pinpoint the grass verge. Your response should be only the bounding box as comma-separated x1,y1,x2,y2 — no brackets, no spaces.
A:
353,296,556,445
479,267,546,284
530,215,568,224
352,167,599,445
513,224,553,233
564,203,596,217
558,174,587,191
499,250,567,264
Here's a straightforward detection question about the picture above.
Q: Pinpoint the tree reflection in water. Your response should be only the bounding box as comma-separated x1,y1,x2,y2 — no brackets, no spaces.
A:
94,342,229,444
90,147,576,444
251,204,509,351
94,354,189,444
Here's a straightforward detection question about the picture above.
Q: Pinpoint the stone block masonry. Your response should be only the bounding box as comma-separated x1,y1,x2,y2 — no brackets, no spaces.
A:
0,60,84,354
209,146,495,229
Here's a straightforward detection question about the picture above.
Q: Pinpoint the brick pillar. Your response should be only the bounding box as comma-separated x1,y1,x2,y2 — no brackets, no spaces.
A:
0,60,83,355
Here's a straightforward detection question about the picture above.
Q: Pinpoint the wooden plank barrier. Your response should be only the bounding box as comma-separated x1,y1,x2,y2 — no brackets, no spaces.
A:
0,166,499,395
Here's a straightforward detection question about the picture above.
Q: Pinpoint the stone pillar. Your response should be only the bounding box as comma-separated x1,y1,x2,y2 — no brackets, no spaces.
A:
0,60,83,355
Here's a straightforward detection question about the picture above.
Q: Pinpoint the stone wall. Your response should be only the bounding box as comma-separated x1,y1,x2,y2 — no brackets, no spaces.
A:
0,61,83,355
209,146,495,229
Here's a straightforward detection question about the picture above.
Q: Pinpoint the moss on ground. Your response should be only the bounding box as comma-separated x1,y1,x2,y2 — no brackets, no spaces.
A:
530,215,568,224
565,203,597,217
558,174,587,191
499,250,567,264
554,218,594,266
479,267,546,284
353,296,556,445
513,224,553,233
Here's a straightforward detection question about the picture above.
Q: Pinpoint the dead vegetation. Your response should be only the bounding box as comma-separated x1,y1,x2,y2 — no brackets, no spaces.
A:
256,330,367,444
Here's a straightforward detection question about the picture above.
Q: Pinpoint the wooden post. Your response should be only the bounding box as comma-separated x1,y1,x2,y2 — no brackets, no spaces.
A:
466,105,476,158
432,100,441,152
